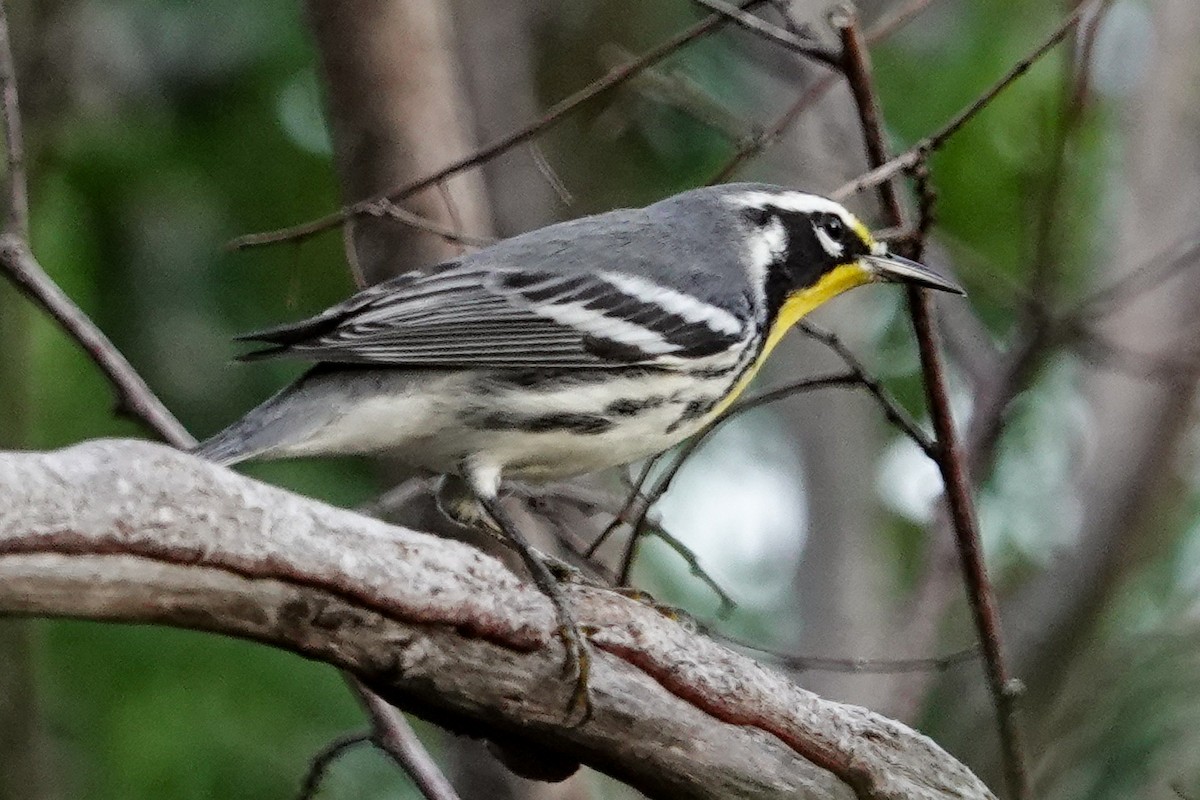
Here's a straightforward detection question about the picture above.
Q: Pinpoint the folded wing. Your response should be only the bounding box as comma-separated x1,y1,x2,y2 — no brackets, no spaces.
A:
236,262,748,370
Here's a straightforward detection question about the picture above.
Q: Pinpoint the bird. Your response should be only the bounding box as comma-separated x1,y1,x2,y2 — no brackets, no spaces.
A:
195,182,963,716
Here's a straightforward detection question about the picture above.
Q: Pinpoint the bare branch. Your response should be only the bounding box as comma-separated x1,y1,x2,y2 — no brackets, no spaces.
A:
350,682,463,800
1025,0,1114,302
709,0,937,185
1075,232,1200,321
0,440,996,800
833,2,1093,203
608,361,932,590
527,142,574,207
297,732,372,800
226,0,768,252
688,0,841,67
722,637,979,676
0,237,195,448
833,11,1031,800
797,322,935,458
614,373,860,585
361,200,495,249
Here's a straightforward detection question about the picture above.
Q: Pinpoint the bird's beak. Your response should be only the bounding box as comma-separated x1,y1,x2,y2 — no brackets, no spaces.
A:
863,252,965,295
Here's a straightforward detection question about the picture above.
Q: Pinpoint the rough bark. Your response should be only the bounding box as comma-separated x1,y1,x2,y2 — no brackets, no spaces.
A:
0,439,994,800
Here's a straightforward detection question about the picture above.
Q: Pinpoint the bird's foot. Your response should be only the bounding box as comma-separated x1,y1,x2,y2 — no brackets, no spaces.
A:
474,489,594,724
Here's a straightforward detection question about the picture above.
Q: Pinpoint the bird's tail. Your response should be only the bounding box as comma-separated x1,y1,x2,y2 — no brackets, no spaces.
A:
191,372,332,466
191,421,272,466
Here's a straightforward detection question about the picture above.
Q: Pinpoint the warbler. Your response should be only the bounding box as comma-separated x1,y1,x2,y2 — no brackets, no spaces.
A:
195,182,962,714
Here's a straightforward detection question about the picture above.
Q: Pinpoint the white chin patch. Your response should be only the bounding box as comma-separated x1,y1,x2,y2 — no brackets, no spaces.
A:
814,225,844,258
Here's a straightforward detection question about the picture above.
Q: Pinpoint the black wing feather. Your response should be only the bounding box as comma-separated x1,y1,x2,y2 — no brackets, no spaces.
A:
234,262,745,369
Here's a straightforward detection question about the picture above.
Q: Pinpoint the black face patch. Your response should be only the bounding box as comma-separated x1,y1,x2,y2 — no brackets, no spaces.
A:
751,205,872,320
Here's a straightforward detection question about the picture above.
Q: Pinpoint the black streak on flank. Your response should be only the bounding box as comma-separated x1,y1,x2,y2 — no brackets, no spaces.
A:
463,409,615,435
666,397,718,433
474,367,668,392
606,396,665,416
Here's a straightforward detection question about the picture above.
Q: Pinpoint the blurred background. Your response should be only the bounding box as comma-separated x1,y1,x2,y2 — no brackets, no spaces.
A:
2,0,1198,798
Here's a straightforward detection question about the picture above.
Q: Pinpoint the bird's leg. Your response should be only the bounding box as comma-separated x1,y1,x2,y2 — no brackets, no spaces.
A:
436,475,590,584
465,471,593,724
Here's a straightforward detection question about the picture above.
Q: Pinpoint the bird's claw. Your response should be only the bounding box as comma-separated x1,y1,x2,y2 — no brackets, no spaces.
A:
553,613,594,726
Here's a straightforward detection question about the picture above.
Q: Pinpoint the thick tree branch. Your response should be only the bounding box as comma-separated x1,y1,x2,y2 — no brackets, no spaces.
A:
0,439,994,800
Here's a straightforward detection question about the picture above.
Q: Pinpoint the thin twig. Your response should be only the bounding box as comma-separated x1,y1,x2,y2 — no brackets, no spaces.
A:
1071,331,1200,386
638,520,737,616
689,0,841,67
528,142,574,206
1024,1,1109,302
833,1,1092,203
612,354,935,586
616,373,860,585
585,458,660,559
708,74,834,185
708,0,937,185
1075,232,1200,320
0,4,192,449
362,199,494,248
721,636,979,675
910,162,937,252
349,677,463,800
797,321,936,458
0,236,196,448
834,11,1031,800
227,0,767,251
760,0,812,39
297,732,372,800
433,180,467,256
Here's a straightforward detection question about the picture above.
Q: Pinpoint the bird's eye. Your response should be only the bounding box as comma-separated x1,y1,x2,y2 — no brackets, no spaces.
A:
824,216,846,240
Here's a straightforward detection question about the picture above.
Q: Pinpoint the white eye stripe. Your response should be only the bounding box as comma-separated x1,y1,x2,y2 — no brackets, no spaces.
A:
727,190,873,252
814,225,844,258
727,190,850,217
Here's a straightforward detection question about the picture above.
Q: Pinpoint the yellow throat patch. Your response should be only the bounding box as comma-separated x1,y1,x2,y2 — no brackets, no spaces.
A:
709,261,872,418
